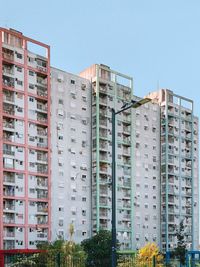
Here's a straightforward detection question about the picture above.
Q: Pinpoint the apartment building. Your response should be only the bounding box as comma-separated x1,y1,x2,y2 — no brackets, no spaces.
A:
80,64,135,249
0,28,198,252
147,89,199,251
131,96,161,250
0,28,51,250
50,68,91,243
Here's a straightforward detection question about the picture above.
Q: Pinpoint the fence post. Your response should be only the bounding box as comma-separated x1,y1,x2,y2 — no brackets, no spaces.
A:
56,252,61,267
153,255,156,267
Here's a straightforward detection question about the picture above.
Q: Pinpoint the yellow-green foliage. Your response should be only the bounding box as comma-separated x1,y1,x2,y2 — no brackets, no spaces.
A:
136,243,163,267
118,243,163,267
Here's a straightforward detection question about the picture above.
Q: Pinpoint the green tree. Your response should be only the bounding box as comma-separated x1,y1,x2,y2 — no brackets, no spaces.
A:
172,220,187,266
36,239,86,266
81,230,119,267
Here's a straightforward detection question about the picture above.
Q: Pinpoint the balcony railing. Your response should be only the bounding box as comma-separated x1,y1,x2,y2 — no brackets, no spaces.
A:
37,166,48,174
37,116,48,124
3,218,15,224
37,88,47,98
3,204,15,211
3,95,14,103
4,232,15,238
3,121,15,129
3,150,15,156
3,175,15,183
3,51,14,61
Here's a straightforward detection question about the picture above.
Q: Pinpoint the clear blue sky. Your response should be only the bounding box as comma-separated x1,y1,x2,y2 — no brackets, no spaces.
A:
1,0,200,114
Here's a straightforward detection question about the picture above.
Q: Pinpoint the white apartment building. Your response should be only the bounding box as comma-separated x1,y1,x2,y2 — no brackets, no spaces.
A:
50,68,91,243
132,96,161,250
147,89,199,251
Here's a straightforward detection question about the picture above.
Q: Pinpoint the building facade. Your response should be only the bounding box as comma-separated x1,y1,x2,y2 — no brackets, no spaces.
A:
0,28,51,250
131,96,161,250
80,64,134,249
50,68,91,243
147,89,199,251
0,28,198,252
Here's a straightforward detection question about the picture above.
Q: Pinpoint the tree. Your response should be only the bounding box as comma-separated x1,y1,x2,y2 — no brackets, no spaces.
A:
81,230,119,267
136,243,163,267
172,220,187,266
36,239,86,266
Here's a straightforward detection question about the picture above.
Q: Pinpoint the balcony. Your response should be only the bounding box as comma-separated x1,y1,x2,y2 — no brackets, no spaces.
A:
99,199,108,206
3,65,14,76
100,211,108,218
3,76,14,88
99,155,108,162
2,48,14,61
37,190,48,199
37,141,48,148
99,120,107,127
3,203,15,212
37,155,48,163
3,119,15,130
37,217,48,225
37,177,48,188
100,189,108,195
37,114,48,124
99,97,107,105
3,173,15,184
37,128,47,136
37,233,48,239
3,240,15,250
123,126,131,135
3,186,15,197
37,205,48,213
122,214,131,220
37,103,47,113
122,137,131,145
122,115,131,124
36,59,47,73
123,159,131,166
3,215,15,224
4,231,15,238
3,94,15,103
3,132,15,142
3,149,15,156
3,103,15,115
37,87,48,98
122,180,131,187
37,165,48,174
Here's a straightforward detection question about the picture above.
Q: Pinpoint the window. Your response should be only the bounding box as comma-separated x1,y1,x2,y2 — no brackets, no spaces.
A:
16,53,22,59
59,99,63,105
71,80,75,84
16,66,22,72
17,107,23,112
82,96,87,102
16,80,23,86
29,70,34,76
58,135,63,140
58,207,64,212
59,219,63,226
82,210,86,216
82,197,86,202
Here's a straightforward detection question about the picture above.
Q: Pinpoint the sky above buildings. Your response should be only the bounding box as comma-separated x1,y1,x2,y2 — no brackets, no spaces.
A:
1,0,200,116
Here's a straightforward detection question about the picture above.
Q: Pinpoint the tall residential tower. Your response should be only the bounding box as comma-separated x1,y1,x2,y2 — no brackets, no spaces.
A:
0,28,51,250
147,89,199,251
